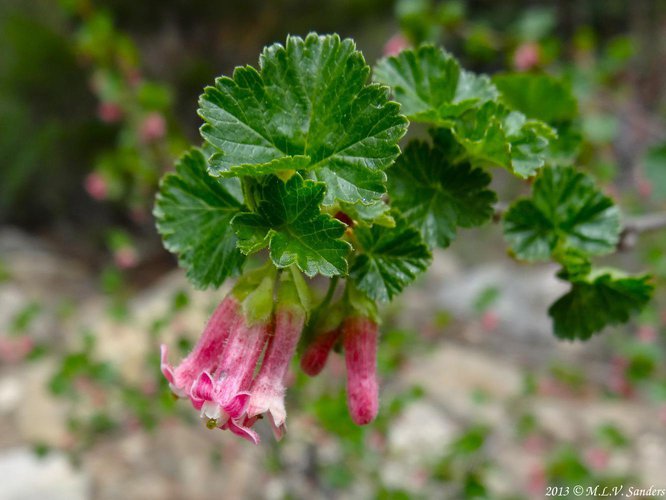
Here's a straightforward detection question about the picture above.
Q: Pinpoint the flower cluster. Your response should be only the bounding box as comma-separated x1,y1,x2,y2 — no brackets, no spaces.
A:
160,266,380,443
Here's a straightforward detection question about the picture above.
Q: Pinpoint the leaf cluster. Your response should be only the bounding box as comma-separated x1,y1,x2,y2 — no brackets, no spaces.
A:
154,34,654,341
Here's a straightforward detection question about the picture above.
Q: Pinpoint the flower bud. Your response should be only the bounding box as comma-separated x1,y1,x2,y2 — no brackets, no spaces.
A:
343,316,379,425
300,326,341,376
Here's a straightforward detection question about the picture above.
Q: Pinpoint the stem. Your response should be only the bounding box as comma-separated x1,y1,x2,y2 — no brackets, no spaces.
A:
241,177,259,211
300,276,340,350
618,211,666,250
318,276,339,312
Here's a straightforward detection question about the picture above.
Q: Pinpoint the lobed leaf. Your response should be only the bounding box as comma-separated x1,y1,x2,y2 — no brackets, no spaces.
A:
389,134,497,248
373,45,498,120
374,47,555,178
349,213,432,302
494,73,581,165
503,166,621,261
198,33,408,207
549,271,653,340
154,149,245,288
231,174,351,277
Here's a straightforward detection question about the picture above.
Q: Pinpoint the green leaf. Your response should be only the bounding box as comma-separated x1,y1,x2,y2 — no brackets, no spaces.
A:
554,248,592,282
198,33,407,206
493,73,578,123
349,213,432,302
503,166,621,261
493,73,581,165
452,102,556,178
389,135,497,248
154,149,245,288
549,271,653,340
231,174,351,277
374,48,556,177
373,45,498,121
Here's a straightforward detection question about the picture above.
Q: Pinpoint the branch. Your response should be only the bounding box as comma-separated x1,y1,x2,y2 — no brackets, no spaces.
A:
618,212,666,251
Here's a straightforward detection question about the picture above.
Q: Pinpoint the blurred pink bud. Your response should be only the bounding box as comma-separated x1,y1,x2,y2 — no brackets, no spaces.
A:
343,316,379,425
97,102,123,124
585,447,610,471
522,434,547,454
637,177,653,198
139,112,167,143
114,247,139,269
608,356,634,398
0,336,34,363
383,33,410,56
84,172,108,201
481,310,499,332
125,68,143,87
637,325,657,343
526,466,547,495
513,42,541,71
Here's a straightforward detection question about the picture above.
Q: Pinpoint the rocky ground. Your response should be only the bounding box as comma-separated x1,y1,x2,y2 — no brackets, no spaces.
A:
1,227,665,500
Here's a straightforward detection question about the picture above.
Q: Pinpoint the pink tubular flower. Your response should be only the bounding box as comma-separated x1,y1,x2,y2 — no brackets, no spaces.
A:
160,295,240,398
246,274,308,439
301,326,342,376
190,314,271,444
343,316,379,425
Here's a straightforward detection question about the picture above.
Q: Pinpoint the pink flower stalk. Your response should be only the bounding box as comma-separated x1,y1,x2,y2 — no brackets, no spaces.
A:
343,316,379,425
245,306,305,439
84,172,108,201
160,295,240,398
190,314,272,444
301,326,342,376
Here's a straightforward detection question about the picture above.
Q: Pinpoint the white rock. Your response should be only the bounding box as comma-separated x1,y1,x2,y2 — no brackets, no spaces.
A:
0,447,89,500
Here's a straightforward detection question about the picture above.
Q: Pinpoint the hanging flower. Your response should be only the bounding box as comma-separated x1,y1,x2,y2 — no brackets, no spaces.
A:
160,294,240,398
245,272,309,439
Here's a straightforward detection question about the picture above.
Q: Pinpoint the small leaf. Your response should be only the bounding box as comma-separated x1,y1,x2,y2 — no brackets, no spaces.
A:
375,47,555,178
554,248,592,282
231,174,351,277
452,102,555,178
373,45,498,120
349,213,432,302
493,73,578,123
549,271,653,340
154,149,245,288
199,33,407,206
494,73,581,165
389,135,497,248
503,166,621,261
